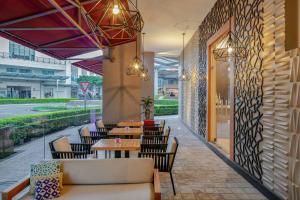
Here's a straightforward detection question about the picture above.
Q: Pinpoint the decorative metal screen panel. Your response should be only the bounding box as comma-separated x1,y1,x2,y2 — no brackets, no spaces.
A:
197,0,264,181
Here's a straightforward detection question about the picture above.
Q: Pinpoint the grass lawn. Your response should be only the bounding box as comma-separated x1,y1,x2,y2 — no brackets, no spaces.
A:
0,98,77,105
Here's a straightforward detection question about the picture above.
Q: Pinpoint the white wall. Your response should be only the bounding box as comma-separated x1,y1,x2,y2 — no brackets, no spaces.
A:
0,38,9,52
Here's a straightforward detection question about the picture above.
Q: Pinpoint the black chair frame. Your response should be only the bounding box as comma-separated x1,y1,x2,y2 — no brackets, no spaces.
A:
139,137,179,195
49,137,92,159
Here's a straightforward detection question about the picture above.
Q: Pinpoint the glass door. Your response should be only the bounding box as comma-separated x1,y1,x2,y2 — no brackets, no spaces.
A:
215,61,231,154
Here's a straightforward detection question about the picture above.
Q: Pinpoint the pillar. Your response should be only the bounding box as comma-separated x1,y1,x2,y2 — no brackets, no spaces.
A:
102,41,142,124
141,52,155,119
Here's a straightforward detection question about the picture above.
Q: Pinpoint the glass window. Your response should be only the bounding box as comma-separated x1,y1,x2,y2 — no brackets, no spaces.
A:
19,69,32,74
6,68,17,73
42,70,55,75
9,41,35,61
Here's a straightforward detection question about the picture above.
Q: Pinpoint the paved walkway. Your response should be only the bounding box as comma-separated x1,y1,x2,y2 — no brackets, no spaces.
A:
160,118,266,200
0,117,267,200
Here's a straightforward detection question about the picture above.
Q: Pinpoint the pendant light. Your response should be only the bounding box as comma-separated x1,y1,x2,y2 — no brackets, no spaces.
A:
127,34,142,76
112,0,120,15
179,33,190,81
140,32,149,81
213,0,247,62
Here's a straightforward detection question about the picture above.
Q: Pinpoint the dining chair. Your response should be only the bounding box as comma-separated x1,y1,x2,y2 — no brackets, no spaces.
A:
139,137,179,195
78,126,109,145
49,136,92,159
142,126,171,144
144,120,166,135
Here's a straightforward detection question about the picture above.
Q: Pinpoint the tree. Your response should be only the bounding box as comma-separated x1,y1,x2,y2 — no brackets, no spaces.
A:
77,75,102,86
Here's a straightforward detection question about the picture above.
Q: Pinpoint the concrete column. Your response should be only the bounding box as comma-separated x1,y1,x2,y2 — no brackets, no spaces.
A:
78,68,82,77
141,52,155,119
65,62,72,84
102,41,142,124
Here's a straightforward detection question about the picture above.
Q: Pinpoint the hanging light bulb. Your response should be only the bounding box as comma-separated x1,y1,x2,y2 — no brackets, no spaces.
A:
112,1,120,15
140,33,149,81
213,0,247,62
127,32,142,76
179,33,190,81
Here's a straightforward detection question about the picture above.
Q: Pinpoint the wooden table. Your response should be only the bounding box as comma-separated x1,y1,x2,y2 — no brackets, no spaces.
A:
109,127,143,137
92,139,141,158
117,121,144,127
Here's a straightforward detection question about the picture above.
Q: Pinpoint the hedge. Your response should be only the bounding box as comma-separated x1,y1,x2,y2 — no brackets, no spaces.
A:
0,108,101,145
0,98,77,105
154,105,178,116
154,99,178,106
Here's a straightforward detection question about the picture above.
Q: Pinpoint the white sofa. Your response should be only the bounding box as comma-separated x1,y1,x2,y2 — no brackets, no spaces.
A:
2,158,160,200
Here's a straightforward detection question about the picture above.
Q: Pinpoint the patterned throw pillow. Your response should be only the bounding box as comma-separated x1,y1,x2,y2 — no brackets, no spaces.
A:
31,173,63,194
35,177,61,200
30,161,62,194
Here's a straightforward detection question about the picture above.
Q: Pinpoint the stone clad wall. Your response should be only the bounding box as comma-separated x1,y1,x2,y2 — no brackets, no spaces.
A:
179,31,200,133
180,0,300,199
262,0,300,199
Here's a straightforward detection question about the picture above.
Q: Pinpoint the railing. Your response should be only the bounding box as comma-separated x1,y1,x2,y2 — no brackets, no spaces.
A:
0,108,101,159
0,51,66,65
0,72,69,80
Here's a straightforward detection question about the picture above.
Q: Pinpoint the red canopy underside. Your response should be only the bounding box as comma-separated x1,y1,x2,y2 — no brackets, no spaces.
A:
0,0,135,61
73,56,103,75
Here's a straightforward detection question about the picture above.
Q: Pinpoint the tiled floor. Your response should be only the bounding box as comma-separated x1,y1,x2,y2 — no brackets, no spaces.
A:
0,116,267,200
160,118,267,200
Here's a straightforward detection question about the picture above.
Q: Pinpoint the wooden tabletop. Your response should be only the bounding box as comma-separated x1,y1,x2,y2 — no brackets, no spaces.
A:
117,121,144,127
109,127,143,136
91,139,141,151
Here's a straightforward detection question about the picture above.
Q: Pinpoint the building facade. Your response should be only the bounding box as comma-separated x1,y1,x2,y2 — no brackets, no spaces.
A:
0,37,95,99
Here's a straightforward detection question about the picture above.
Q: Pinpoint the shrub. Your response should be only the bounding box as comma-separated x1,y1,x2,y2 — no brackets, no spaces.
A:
0,109,101,145
154,105,178,116
0,98,77,105
154,99,178,106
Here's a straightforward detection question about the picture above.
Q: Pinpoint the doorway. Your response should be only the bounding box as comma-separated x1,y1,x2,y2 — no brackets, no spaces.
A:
207,19,235,159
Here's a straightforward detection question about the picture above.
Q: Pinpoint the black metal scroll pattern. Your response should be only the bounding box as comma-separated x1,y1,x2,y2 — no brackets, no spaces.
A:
233,0,263,182
198,0,230,137
197,0,263,182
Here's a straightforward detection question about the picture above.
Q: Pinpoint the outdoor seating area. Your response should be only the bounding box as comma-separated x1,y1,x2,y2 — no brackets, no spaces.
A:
2,120,179,200
1,0,300,200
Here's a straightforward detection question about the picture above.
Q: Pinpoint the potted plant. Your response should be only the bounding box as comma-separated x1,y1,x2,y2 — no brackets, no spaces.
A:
141,96,154,120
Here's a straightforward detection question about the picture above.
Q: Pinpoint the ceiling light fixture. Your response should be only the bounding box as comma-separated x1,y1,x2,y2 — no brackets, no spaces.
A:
140,32,149,81
213,0,247,62
127,34,142,76
112,2,120,15
179,33,190,81
86,0,144,43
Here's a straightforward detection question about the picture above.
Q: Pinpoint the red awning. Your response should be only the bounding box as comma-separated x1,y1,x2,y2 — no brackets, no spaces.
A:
73,56,103,75
0,0,136,60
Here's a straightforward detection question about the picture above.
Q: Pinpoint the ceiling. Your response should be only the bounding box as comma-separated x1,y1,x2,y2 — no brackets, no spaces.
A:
139,0,216,57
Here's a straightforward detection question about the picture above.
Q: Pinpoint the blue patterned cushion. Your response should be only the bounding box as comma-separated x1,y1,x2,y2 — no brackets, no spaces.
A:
30,161,62,194
35,177,60,200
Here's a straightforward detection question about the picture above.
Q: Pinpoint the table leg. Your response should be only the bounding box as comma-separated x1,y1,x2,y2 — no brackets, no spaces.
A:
115,151,121,158
124,135,131,158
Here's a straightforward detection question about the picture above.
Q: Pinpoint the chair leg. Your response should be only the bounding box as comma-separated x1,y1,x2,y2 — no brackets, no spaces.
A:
169,172,176,195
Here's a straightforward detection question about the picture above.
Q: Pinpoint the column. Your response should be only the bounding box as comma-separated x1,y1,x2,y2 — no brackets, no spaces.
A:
141,52,155,119
65,61,72,84
102,41,142,124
